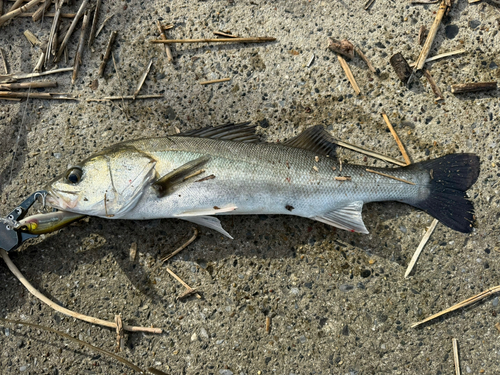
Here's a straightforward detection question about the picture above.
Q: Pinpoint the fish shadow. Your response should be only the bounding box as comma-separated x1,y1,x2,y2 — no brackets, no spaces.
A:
0,202,427,316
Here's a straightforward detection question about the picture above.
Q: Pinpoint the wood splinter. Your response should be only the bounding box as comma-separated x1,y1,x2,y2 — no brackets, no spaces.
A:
115,314,124,353
335,176,351,181
423,69,444,101
150,36,275,44
381,113,411,165
452,338,460,375
199,77,231,85
451,81,497,94
266,316,272,334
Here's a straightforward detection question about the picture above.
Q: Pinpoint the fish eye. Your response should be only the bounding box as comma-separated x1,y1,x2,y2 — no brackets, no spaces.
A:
66,167,83,184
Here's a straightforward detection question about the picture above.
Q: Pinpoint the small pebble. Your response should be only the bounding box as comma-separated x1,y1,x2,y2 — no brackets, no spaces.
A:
219,370,233,375
200,328,209,339
4,328,10,336
492,297,499,307
191,332,198,341
339,284,354,292
20,366,27,372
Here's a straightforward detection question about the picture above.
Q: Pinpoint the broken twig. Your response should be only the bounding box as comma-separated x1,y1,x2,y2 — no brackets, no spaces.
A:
410,49,466,67
404,219,439,278
0,91,74,99
354,46,376,73
160,227,199,263
87,94,163,102
0,66,72,83
451,81,497,94
423,69,444,100
335,140,407,167
0,0,43,26
98,30,117,77
166,267,201,300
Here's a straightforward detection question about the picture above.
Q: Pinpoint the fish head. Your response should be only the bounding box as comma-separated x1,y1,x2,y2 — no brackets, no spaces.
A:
46,145,157,218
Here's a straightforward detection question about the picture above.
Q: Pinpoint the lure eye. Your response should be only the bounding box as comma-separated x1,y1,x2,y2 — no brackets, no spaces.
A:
66,167,83,184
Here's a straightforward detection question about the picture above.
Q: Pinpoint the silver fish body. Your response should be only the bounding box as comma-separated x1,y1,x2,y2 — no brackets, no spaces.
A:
46,124,479,236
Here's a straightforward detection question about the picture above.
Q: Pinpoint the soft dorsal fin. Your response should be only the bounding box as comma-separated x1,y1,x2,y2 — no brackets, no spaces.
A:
283,125,337,157
181,122,260,143
153,156,210,197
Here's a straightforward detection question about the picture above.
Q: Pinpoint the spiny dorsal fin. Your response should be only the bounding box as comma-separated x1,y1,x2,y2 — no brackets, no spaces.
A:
153,156,210,197
283,125,337,157
181,122,260,143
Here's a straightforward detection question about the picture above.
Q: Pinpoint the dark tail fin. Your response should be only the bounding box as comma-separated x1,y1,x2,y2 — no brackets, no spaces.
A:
405,154,480,233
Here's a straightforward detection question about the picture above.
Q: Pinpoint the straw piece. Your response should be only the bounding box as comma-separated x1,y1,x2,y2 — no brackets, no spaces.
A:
0,249,162,333
423,69,444,100
115,314,124,353
337,54,360,95
418,26,428,46
0,66,72,83
365,169,415,185
98,30,117,77
266,316,271,334
364,0,376,10
404,219,439,278
54,0,89,63
45,0,62,67
414,1,449,70
412,285,500,328
0,0,42,25
95,13,113,38
23,29,41,45
133,58,153,99
31,0,51,22
0,81,57,89
19,11,74,17
199,77,231,85
87,0,100,49
335,140,407,166
451,82,497,94
381,113,411,165
156,20,173,63
86,94,163,102
409,49,466,67
150,36,276,44
453,338,460,375
0,91,74,99
0,48,8,74
214,30,237,38
72,11,89,84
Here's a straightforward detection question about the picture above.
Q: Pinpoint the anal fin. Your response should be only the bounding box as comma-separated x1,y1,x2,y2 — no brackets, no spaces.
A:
313,201,368,234
179,215,233,239
175,205,237,217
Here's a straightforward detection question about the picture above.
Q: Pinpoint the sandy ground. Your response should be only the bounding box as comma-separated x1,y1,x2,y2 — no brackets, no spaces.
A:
1,0,500,374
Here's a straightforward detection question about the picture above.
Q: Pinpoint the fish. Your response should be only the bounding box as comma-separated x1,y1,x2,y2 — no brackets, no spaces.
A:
45,123,480,238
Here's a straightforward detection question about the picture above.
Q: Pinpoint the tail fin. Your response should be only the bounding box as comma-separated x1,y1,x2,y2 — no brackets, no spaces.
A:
405,154,480,233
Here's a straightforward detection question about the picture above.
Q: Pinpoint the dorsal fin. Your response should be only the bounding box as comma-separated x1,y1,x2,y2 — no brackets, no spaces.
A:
181,122,260,143
283,125,338,157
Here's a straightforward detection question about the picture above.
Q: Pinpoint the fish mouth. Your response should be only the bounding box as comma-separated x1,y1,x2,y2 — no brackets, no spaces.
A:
45,188,79,210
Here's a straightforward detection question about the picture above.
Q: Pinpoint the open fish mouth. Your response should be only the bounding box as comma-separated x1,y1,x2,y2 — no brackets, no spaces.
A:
45,189,79,211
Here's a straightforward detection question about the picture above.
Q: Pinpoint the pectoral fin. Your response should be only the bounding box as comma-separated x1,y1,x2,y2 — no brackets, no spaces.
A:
179,215,234,239
153,156,210,197
313,201,368,234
